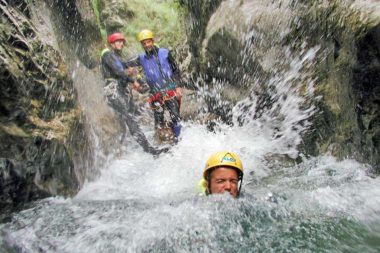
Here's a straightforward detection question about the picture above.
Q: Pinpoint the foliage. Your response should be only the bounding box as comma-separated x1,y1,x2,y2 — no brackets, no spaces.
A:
91,0,107,42
127,0,184,54
93,0,184,55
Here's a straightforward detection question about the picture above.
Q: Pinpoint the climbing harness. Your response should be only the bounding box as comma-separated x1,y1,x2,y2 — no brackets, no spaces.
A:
148,89,177,111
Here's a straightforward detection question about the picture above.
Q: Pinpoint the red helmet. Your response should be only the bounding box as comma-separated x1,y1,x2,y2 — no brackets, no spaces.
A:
108,33,126,44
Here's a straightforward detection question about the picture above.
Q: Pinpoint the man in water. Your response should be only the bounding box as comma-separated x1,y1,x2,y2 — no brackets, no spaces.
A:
199,151,244,198
101,32,168,155
126,29,183,140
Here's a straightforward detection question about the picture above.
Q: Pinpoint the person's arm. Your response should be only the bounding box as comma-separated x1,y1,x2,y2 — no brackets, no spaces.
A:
167,51,183,87
125,56,141,68
132,80,150,94
103,52,134,83
125,56,148,93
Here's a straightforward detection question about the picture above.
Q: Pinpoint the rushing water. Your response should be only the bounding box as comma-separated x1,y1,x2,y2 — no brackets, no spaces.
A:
1,83,380,252
1,123,380,252
2,3,380,251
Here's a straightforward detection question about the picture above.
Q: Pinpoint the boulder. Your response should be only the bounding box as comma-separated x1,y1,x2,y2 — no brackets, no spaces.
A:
180,0,380,171
0,0,93,214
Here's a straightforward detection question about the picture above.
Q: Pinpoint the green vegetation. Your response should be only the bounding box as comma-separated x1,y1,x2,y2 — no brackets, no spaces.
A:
125,0,183,47
91,0,184,54
122,0,184,53
91,0,107,42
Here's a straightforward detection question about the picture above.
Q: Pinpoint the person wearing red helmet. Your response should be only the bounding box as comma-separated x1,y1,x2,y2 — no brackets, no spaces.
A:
101,33,129,83
101,32,168,155
107,32,125,44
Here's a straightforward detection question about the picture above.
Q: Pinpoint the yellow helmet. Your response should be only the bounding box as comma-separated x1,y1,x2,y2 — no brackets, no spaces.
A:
203,151,243,180
137,29,154,42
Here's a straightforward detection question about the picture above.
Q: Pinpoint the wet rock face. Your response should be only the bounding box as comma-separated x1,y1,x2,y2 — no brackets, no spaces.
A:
291,3,380,171
353,24,380,169
0,138,77,207
178,0,223,73
0,158,48,208
180,0,380,171
44,0,101,68
99,0,135,33
0,1,91,213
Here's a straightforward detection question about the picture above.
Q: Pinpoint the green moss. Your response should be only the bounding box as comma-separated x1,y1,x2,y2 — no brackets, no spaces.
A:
91,0,107,42
0,123,30,138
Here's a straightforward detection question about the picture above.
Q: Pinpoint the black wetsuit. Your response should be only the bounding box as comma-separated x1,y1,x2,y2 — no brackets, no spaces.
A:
101,48,167,155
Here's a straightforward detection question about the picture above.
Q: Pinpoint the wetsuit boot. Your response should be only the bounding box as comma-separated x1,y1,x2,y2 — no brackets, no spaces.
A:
171,123,182,138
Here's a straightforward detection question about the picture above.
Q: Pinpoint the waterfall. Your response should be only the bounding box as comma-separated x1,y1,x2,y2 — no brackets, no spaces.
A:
2,31,380,253
1,0,380,252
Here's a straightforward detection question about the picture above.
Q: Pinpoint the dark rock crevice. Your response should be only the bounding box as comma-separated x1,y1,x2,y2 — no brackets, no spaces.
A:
353,24,380,171
178,0,223,77
0,0,94,217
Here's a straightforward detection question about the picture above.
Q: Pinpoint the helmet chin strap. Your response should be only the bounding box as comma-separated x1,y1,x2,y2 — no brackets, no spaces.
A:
237,174,244,197
206,178,211,196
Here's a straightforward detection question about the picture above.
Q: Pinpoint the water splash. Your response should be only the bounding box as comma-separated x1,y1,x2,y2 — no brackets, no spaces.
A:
2,120,380,252
2,1,380,252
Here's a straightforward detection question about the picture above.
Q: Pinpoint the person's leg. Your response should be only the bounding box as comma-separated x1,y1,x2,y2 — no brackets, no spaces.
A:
124,111,168,155
124,93,168,155
105,83,167,155
153,106,165,128
165,99,181,123
104,81,128,142
124,88,139,115
165,99,181,137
